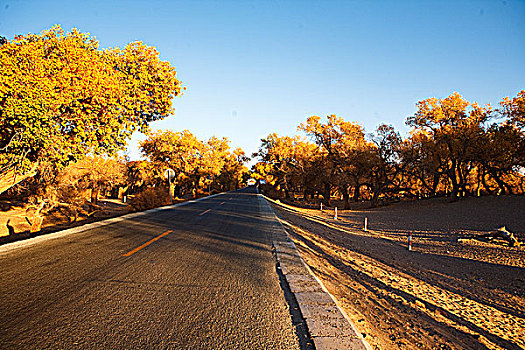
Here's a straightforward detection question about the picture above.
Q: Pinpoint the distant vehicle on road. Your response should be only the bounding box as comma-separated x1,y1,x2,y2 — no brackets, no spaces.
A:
247,178,257,186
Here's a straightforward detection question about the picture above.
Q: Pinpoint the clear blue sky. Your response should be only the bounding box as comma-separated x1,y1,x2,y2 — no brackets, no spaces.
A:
1,0,524,163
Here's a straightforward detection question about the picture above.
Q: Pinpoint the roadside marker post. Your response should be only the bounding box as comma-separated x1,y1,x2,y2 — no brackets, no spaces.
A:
334,207,338,220
408,232,413,251
164,168,176,204
364,217,368,231
320,203,323,211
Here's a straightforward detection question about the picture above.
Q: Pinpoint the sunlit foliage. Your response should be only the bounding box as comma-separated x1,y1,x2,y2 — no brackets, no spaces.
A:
254,90,525,206
0,25,182,193
140,130,249,197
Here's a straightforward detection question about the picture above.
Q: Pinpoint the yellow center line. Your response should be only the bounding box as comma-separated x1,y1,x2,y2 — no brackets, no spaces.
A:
122,230,173,257
199,209,212,216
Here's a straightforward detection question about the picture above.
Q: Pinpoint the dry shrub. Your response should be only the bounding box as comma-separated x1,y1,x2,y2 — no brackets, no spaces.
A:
129,186,170,212
37,156,125,225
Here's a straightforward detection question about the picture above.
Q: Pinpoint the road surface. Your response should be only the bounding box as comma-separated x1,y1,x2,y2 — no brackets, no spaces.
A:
0,188,300,349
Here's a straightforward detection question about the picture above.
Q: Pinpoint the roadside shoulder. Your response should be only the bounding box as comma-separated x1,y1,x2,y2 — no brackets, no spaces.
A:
259,194,372,350
0,193,223,253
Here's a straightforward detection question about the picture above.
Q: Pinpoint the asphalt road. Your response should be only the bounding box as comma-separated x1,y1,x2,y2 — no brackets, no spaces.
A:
0,188,300,349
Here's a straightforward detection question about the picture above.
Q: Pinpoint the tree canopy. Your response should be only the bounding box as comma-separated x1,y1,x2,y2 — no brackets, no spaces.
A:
0,25,182,193
140,130,248,197
253,90,525,206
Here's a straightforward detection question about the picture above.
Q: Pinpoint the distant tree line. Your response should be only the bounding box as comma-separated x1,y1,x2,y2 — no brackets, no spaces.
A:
3,138,248,233
138,130,249,198
252,91,525,207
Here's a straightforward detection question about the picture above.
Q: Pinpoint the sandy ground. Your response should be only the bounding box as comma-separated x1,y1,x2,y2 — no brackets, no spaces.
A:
0,198,129,238
270,196,525,350
0,196,199,241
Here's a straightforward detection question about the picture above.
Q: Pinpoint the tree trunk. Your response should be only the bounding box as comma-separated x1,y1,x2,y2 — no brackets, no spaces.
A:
371,190,381,208
0,163,39,195
342,187,350,209
448,164,460,200
492,171,513,195
432,173,440,196
476,167,483,197
91,187,99,205
323,182,331,206
193,176,201,198
353,184,361,202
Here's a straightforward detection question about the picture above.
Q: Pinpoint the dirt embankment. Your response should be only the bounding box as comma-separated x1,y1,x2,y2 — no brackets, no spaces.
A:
0,196,197,244
0,199,129,242
271,196,525,350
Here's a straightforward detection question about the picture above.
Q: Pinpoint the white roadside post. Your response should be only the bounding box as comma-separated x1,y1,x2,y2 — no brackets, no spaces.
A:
164,168,176,204
320,203,323,212
408,232,413,251
334,207,338,220
364,217,368,231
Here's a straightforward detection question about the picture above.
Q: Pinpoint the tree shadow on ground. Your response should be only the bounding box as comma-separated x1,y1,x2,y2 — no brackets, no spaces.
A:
279,210,524,350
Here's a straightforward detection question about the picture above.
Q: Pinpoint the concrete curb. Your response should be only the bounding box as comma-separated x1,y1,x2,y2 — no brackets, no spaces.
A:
0,193,222,254
259,195,372,350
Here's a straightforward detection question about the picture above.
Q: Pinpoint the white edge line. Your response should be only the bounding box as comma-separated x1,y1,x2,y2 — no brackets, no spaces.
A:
0,192,225,254
260,194,373,350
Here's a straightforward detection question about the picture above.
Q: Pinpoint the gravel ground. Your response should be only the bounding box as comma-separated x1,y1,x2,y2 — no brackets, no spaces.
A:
270,196,525,350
